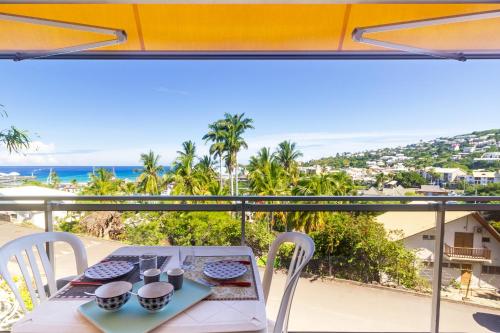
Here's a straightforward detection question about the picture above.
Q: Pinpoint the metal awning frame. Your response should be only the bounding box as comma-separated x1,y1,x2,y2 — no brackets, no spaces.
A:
352,9,500,61
0,12,127,61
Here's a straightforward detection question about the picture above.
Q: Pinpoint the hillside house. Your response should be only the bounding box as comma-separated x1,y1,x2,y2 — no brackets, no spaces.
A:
377,209,500,290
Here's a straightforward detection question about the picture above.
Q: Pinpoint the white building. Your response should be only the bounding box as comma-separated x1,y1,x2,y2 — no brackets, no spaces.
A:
462,146,476,154
465,170,498,185
0,186,76,229
377,209,500,290
473,152,500,162
423,167,467,183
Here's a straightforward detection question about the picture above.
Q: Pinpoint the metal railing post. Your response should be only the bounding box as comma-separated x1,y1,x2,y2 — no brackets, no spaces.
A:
44,200,55,271
431,202,446,333
241,199,246,246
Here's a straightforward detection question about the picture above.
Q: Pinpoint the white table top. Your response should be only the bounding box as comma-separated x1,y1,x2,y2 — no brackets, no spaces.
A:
12,246,267,333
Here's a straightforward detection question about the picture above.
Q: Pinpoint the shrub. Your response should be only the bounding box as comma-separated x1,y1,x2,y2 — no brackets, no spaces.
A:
307,212,420,288
122,212,273,256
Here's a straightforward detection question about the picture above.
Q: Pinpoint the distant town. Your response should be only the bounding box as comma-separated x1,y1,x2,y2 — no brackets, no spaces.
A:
298,128,499,196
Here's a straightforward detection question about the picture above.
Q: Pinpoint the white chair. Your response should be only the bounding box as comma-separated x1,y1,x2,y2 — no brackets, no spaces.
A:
0,232,88,313
262,232,315,333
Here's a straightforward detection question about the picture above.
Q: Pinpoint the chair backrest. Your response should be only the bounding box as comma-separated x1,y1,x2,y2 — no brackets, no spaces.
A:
0,232,88,313
262,232,315,333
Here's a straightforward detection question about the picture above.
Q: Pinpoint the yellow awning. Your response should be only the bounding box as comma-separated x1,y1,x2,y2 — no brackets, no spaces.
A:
1,2,500,60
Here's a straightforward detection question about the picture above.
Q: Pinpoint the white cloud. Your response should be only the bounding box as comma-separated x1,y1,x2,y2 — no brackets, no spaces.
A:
0,129,460,166
155,86,190,96
0,140,203,166
0,141,58,165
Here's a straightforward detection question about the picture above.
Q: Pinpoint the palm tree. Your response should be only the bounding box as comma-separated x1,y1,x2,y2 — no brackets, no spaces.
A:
247,148,288,230
202,121,226,187
196,155,217,177
248,160,287,196
0,106,30,153
120,181,137,195
167,141,202,195
220,113,254,195
194,155,218,194
330,171,356,196
137,150,163,195
375,172,388,190
247,147,273,174
290,172,355,232
207,181,229,196
84,168,120,195
274,140,303,185
177,140,196,160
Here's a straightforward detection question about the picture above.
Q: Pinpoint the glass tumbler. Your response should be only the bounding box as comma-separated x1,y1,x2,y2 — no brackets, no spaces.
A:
139,253,157,279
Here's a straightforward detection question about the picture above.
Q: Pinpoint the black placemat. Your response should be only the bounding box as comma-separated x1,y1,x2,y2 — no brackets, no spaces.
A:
53,255,170,300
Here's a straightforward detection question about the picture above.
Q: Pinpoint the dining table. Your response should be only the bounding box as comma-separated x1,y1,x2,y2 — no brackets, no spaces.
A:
11,246,268,333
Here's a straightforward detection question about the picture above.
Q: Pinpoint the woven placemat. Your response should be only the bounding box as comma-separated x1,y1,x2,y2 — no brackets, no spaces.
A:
53,255,170,300
184,255,259,301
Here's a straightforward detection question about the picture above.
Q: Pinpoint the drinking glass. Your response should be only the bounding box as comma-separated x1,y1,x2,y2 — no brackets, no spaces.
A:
179,247,195,271
139,253,157,278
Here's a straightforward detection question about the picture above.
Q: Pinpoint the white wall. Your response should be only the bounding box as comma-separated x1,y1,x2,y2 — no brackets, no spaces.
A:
403,215,500,266
480,274,500,290
402,214,500,290
13,211,68,229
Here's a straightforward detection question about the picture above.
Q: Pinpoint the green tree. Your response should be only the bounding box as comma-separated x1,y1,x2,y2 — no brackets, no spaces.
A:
426,168,441,185
206,180,229,196
194,155,219,194
273,140,303,185
83,168,123,195
248,160,287,196
123,211,272,255
309,213,421,288
289,172,355,232
0,106,30,153
137,150,163,195
464,183,500,196
293,172,354,197
166,141,205,195
219,113,254,196
393,171,426,188
247,147,273,173
195,155,217,178
202,121,226,187
375,173,390,190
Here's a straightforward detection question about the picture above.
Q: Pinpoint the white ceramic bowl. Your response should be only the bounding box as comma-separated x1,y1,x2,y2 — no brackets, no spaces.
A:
137,282,174,312
94,281,133,312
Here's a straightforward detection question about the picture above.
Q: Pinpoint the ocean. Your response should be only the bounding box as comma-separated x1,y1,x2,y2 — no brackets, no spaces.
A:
0,166,170,183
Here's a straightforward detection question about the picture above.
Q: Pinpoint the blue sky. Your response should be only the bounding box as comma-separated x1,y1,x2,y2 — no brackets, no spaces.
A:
0,60,499,166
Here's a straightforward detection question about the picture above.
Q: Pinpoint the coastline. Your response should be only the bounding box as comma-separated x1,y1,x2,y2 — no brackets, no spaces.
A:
0,166,170,184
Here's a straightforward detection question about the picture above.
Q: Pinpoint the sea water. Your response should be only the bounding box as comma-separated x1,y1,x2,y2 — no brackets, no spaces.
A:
0,166,169,183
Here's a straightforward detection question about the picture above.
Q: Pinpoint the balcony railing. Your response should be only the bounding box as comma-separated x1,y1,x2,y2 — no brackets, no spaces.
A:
444,243,491,260
0,195,498,333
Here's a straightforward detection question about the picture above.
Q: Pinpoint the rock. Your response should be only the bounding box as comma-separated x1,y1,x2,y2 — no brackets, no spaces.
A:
79,211,123,240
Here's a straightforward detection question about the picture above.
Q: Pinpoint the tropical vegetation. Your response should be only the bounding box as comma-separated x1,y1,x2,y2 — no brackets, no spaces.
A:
50,113,427,289
0,106,30,153
137,150,164,195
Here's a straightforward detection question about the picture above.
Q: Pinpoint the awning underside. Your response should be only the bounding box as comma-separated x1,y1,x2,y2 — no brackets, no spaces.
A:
1,3,500,60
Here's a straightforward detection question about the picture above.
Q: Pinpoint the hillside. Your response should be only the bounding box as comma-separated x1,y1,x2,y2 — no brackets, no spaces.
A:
303,129,499,171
